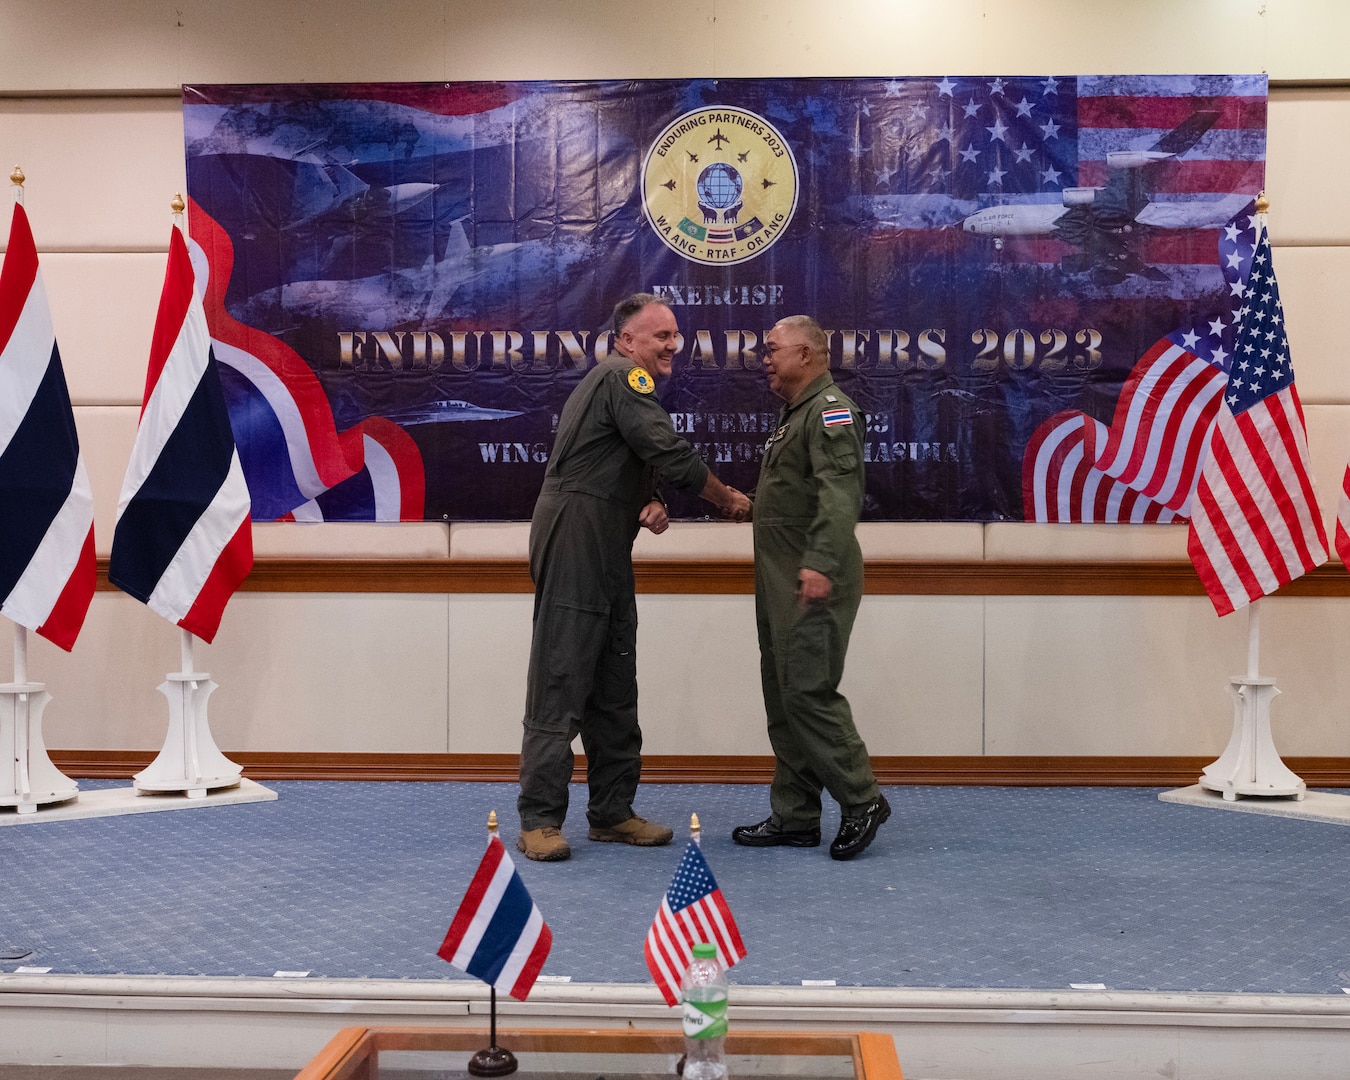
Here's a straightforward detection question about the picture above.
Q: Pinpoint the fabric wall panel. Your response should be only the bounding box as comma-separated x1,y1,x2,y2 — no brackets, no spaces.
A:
1272,245,1350,404
0,98,184,251
42,252,164,406
982,596,1247,757
984,523,1190,562
1301,404,1350,552
71,405,139,558
1267,92,1350,246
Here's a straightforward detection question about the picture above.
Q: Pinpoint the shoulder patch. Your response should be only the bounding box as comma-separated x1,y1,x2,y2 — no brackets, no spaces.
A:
821,407,853,427
627,367,656,394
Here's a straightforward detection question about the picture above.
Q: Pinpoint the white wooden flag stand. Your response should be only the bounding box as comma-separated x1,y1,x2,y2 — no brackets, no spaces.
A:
134,628,242,798
0,626,78,814
1198,598,1306,801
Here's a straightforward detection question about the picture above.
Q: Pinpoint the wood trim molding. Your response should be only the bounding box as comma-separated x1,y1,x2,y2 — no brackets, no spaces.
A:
49,751,1350,787
90,558,1350,596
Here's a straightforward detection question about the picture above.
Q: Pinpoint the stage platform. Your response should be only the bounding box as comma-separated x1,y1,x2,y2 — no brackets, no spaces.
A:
3,781,1349,1080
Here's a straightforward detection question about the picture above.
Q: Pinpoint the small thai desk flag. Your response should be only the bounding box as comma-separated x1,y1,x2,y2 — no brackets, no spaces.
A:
438,832,552,1001
644,840,746,1007
108,223,252,643
0,202,96,651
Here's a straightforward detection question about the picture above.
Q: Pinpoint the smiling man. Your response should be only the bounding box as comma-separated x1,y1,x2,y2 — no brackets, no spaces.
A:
517,293,751,862
733,314,890,861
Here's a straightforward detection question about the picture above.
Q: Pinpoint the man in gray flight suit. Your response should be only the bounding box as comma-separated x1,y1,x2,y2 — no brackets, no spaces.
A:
517,293,751,862
732,315,890,860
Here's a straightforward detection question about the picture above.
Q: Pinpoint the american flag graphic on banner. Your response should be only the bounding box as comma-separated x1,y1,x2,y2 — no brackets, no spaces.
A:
1186,216,1327,615
644,840,746,1007
1023,201,1260,523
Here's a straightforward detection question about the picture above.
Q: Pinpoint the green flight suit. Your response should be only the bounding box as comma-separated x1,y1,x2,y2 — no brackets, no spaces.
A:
519,356,710,832
753,373,879,830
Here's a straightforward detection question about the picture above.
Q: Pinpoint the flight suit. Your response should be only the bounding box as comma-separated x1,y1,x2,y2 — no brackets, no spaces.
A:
753,373,880,829
518,356,709,832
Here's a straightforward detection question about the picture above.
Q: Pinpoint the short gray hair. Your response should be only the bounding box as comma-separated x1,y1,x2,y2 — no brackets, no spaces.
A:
612,293,668,335
776,314,828,360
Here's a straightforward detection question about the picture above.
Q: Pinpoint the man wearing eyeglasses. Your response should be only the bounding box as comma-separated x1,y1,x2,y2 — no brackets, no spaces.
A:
732,315,889,861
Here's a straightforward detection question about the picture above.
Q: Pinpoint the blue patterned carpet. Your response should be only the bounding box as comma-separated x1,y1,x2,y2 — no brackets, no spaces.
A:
2,781,1348,995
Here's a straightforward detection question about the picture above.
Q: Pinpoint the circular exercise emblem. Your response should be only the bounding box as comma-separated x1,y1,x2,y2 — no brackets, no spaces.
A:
642,106,799,267
628,367,656,394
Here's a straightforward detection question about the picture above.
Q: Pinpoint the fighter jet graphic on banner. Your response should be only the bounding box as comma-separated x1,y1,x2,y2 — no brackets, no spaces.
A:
961,111,1235,284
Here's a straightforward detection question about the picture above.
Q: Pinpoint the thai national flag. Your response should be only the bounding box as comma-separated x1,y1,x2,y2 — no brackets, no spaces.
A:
0,203,96,651
108,225,253,644
437,833,552,1001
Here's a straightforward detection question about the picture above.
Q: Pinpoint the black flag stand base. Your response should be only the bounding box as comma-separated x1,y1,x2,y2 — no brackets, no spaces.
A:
467,986,518,1077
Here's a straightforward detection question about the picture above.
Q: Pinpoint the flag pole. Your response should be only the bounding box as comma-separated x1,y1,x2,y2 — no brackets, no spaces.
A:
467,810,518,1078
690,811,701,846
1196,191,1306,804
11,165,24,206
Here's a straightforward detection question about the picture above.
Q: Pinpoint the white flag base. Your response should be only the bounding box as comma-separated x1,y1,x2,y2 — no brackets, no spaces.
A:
1198,676,1306,802
1,681,79,814
134,672,242,798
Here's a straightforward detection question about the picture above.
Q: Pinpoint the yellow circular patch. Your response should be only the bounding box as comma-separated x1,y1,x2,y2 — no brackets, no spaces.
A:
628,367,656,394
641,105,799,267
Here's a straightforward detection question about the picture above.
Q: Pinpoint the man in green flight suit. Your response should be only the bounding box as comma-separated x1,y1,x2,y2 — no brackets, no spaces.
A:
517,293,751,862
732,315,890,861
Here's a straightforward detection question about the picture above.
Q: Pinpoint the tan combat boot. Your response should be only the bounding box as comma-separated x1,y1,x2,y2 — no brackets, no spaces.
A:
587,816,674,846
517,826,571,861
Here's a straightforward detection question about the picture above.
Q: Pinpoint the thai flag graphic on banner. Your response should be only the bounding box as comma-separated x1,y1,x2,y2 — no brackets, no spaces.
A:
437,833,552,1001
109,224,254,644
645,840,746,1007
0,203,96,651
186,198,425,522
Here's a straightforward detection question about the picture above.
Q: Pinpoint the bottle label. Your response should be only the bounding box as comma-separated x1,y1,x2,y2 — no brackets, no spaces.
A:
682,997,728,1040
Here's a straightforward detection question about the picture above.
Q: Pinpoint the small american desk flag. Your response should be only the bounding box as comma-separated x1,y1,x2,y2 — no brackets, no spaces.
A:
1187,212,1328,614
644,840,746,1006
438,833,552,1001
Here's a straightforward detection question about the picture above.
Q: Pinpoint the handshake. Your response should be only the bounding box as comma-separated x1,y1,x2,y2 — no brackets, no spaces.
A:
721,487,752,523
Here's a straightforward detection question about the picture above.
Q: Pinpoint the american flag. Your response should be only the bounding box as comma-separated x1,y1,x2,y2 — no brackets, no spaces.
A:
1186,216,1327,615
644,840,746,1007
437,833,552,1002
109,224,254,644
1336,477,1350,568
0,203,97,651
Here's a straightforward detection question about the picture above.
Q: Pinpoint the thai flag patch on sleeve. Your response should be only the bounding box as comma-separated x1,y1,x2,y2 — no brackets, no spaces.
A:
821,407,853,427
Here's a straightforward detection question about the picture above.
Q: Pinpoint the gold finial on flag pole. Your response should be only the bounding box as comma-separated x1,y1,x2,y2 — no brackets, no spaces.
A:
487,809,499,835
171,192,186,215
11,166,24,206
1255,190,1269,215
690,812,701,844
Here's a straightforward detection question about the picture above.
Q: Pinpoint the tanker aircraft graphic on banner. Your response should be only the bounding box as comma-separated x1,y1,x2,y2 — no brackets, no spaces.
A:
181,75,1267,521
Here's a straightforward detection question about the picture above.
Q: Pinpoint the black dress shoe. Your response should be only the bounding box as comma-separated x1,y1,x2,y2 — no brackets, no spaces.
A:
829,794,891,860
731,816,821,848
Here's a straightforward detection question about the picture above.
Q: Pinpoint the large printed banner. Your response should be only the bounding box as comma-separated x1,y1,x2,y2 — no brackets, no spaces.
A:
182,75,1267,522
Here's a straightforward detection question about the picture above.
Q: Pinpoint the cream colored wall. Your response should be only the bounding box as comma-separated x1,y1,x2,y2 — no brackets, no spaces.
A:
2,1,1349,761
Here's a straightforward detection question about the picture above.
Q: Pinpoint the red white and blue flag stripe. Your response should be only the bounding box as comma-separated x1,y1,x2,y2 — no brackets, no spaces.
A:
821,408,854,428
1187,216,1327,615
437,833,552,1001
187,198,425,522
644,840,746,1007
0,203,96,651
108,225,253,644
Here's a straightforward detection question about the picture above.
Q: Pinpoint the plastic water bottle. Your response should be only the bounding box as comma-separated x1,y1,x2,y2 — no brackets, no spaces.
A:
680,942,728,1080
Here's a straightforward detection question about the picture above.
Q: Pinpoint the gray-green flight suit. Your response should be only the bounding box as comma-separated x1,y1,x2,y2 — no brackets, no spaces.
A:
518,356,709,832
753,373,880,830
